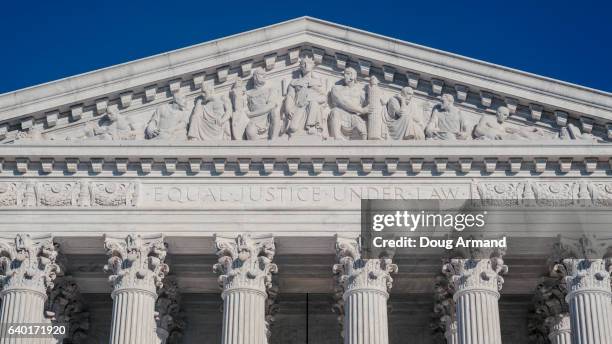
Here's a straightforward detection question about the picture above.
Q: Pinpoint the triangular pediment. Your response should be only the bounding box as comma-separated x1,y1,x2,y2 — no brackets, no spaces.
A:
0,16,611,144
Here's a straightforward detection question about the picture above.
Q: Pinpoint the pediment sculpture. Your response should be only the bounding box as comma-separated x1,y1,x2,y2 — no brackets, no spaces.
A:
4,54,606,144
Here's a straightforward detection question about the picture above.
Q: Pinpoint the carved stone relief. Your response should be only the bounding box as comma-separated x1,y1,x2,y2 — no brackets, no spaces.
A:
5,50,606,144
472,180,612,207
0,181,139,208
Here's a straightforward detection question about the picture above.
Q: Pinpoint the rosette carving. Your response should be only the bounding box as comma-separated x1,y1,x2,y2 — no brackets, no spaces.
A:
103,234,169,294
90,182,138,207
37,182,79,206
0,234,60,294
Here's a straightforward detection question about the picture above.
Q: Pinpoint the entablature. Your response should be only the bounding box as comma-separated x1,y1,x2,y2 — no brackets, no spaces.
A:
0,141,610,176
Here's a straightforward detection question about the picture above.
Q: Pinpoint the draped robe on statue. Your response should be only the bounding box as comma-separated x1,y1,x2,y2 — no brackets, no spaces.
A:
188,97,231,141
385,96,425,140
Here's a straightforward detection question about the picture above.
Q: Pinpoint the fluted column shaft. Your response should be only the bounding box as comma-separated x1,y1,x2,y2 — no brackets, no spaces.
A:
214,234,278,344
445,320,458,344
547,313,572,344
454,289,501,344
0,289,47,344
109,289,157,343
343,289,390,344
445,253,507,344
104,234,169,344
563,258,612,344
221,289,267,344
334,236,397,344
0,234,58,344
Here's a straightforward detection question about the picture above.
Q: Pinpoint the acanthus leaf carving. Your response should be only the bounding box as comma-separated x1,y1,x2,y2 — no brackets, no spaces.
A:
443,243,507,295
431,271,456,344
103,234,169,294
213,233,278,294
333,235,398,295
213,233,278,339
550,234,612,296
47,276,90,343
155,275,186,344
0,234,60,294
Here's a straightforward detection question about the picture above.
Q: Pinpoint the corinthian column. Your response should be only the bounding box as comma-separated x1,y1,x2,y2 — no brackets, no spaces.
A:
546,314,571,344
529,270,571,343
333,235,398,344
443,247,508,344
104,234,169,344
0,234,59,343
553,234,612,344
214,234,278,344
432,274,458,344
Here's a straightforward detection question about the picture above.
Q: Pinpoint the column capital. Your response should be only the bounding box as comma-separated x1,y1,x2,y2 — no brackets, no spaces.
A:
558,258,611,297
333,235,398,297
443,247,508,297
551,234,612,297
213,233,278,295
0,233,59,295
103,233,169,295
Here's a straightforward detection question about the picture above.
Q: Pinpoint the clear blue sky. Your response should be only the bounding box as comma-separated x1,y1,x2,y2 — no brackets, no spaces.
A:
1,0,611,94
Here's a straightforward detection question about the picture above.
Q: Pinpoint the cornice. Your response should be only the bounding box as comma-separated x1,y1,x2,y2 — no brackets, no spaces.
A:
0,141,610,176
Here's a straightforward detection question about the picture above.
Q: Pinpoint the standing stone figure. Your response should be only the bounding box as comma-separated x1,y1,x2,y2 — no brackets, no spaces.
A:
145,93,189,140
187,84,232,141
366,75,387,140
284,56,328,138
229,79,249,140
385,86,425,140
329,67,368,140
425,94,470,140
244,69,281,140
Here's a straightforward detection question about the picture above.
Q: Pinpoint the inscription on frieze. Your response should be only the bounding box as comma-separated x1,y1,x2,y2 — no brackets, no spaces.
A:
141,183,471,209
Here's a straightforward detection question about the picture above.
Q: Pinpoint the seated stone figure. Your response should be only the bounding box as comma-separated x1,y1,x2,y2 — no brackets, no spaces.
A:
187,84,231,141
329,67,368,140
474,106,556,140
385,86,425,140
244,69,281,140
425,94,470,140
145,93,189,140
284,56,328,138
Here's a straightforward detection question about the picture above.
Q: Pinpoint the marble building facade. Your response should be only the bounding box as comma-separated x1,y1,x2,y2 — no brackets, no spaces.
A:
0,17,611,344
